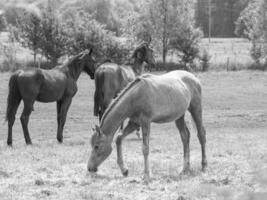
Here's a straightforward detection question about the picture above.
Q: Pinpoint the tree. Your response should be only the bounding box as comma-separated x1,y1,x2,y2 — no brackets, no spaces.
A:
121,0,199,67
64,10,130,63
169,25,203,70
38,1,69,65
16,12,42,66
235,0,267,64
196,0,250,37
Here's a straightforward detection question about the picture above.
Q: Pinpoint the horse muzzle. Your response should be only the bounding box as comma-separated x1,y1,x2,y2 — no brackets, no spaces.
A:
88,166,98,173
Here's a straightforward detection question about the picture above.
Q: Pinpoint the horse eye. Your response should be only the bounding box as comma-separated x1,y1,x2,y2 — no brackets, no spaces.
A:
94,145,99,150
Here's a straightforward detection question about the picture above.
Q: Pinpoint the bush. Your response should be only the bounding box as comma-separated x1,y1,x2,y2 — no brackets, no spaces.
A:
63,11,130,63
247,62,267,71
169,25,203,69
250,41,262,64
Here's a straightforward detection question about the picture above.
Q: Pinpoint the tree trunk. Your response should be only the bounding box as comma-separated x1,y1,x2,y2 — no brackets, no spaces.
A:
162,41,166,66
33,51,37,68
162,0,167,69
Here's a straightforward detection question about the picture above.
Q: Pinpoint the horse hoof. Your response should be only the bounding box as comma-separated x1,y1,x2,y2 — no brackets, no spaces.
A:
26,141,32,145
57,138,63,143
7,141,12,146
180,168,191,176
123,169,129,177
202,164,208,172
142,175,151,184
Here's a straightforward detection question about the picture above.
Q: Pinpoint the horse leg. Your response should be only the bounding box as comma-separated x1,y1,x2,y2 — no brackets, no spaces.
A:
7,98,21,146
175,115,191,173
57,97,72,143
56,100,62,129
20,101,34,145
116,120,139,177
141,119,151,181
189,102,207,171
120,121,124,132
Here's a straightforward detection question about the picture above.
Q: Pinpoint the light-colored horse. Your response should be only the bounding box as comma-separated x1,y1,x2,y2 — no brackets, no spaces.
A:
88,70,207,180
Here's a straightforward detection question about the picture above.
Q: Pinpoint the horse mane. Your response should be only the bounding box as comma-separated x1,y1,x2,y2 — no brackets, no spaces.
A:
56,52,82,70
100,77,142,126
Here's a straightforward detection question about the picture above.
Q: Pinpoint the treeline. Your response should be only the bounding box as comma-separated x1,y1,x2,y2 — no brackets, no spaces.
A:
196,0,249,37
0,0,205,71
0,0,266,71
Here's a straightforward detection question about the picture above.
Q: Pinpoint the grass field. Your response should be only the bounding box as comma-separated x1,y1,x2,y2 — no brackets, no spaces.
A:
0,71,267,200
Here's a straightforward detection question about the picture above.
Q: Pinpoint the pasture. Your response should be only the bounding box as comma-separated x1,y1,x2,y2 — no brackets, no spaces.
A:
0,71,267,200
200,38,253,70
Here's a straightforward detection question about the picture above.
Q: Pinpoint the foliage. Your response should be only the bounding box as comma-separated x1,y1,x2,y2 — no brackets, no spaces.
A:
2,0,203,70
38,2,69,65
12,1,69,65
63,10,130,63
121,0,202,68
0,25,20,71
16,12,42,66
60,0,121,34
235,0,267,64
169,25,203,70
196,0,250,37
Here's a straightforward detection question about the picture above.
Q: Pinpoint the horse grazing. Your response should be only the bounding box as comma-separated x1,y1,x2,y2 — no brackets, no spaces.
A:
93,42,155,121
6,49,96,146
88,70,207,180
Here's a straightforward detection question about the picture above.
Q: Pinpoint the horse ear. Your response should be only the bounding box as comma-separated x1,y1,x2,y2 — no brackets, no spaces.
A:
143,42,149,48
95,125,103,137
92,126,96,132
147,35,152,45
78,51,87,60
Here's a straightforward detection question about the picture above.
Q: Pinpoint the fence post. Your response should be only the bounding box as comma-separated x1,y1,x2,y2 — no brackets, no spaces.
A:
226,57,230,71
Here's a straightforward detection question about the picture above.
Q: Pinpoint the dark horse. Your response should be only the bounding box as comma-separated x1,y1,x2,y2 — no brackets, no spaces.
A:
94,43,156,121
6,49,96,146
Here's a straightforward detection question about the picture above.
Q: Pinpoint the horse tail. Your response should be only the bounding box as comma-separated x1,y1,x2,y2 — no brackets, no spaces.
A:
94,69,104,117
6,72,21,122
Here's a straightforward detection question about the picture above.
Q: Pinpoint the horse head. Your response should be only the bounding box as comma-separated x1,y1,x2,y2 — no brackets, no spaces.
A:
78,48,96,79
133,42,156,67
87,125,112,173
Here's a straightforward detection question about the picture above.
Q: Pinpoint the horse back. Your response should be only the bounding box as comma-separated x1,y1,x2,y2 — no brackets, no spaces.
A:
135,71,200,122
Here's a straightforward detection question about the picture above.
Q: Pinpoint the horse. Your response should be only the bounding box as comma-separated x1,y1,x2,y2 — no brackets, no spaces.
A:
87,70,207,181
5,49,96,146
93,42,156,121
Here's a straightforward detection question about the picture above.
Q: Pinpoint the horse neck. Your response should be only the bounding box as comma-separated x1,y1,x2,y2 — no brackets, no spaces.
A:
62,59,84,81
100,88,137,142
131,59,143,76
